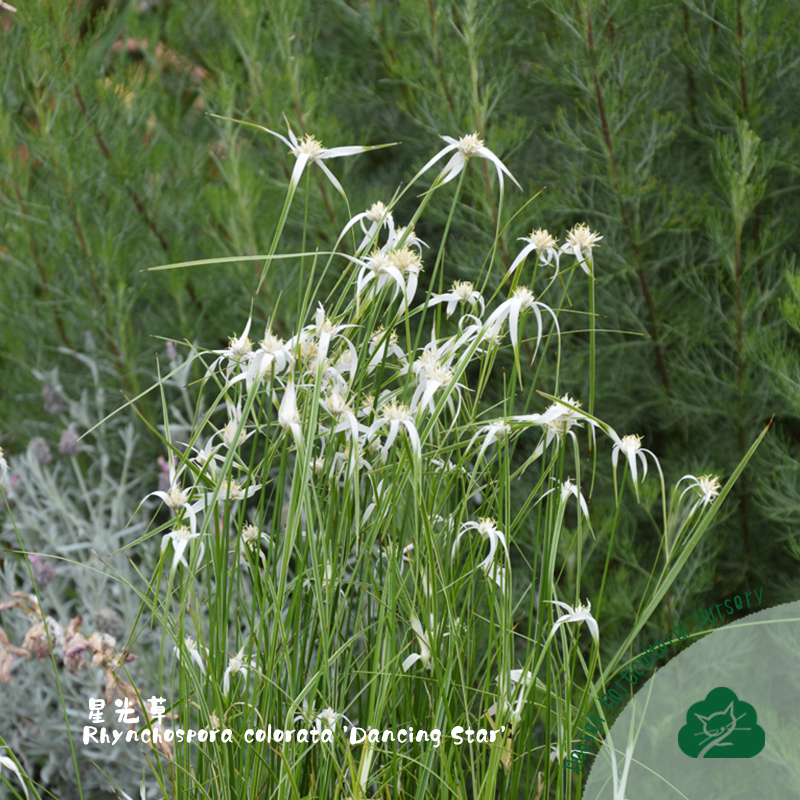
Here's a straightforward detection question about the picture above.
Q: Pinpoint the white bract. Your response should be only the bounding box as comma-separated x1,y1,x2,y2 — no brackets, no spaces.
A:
418,133,522,192
411,362,461,416
429,281,485,317
388,223,427,253
487,669,533,727
548,599,599,644
241,522,269,549
401,615,433,672
388,246,424,308
368,400,421,460
677,473,721,516
239,329,293,388
510,228,561,275
481,560,508,590
403,328,463,381
278,382,303,444
187,436,225,481
204,318,255,378
366,327,405,372
161,525,204,572
223,647,257,694
245,119,397,197
468,420,511,465
316,705,354,733
319,390,364,442
610,430,662,498
485,286,559,363
453,518,509,588
207,477,261,507
330,442,373,477
313,304,356,364
563,222,603,275
341,201,396,253
175,635,207,674
220,401,252,449
0,748,27,799
142,453,197,531
355,249,407,306
294,700,353,735
515,394,597,460
540,478,590,522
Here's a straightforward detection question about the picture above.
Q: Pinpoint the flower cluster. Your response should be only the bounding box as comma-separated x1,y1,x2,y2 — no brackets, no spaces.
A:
0,593,137,700
107,120,727,799
509,223,601,278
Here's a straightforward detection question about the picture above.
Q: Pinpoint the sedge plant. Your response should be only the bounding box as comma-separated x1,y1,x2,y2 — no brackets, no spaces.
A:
51,123,764,800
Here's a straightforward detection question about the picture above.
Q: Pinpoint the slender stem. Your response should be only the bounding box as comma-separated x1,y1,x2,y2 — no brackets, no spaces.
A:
588,268,596,417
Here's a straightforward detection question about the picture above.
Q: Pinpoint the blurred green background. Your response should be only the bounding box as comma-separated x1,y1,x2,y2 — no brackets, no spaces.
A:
2,0,800,665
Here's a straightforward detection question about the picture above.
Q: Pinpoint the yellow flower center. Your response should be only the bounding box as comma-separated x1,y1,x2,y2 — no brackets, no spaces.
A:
381,400,410,421
292,133,324,159
527,228,557,250
458,132,484,156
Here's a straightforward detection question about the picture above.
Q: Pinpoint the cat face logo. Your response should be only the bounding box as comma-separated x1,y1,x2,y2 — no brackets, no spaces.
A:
678,687,765,758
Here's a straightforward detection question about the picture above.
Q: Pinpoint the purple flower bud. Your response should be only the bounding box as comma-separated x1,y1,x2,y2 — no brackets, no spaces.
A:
58,429,82,456
27,437,52,465
93,608,124,639
29,554,56,587
42,382,65,415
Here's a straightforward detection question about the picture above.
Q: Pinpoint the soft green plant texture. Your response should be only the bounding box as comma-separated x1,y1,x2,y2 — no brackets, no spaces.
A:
2,0,797,599
0,0,796,797
0,355,159,800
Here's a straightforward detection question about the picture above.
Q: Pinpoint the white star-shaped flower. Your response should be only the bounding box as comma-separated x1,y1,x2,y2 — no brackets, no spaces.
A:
174,635,208,674
609,430,662,499
563,223,603,275
418,133,521,192
222,647,257,694
241,523,269,549
510,228,561,275
539,478,590,522
429,281,485,317
453,518,509,589
203,318,255,379
515,395,598,461
401,614,453,672
467,420,511,465
484,286,559,365
677,473,721,516
486,669,533,727
547,599,599,644
161,525,204,572
340,201,396,253
209,114,397,198
278,381,303,444
368,400,421,460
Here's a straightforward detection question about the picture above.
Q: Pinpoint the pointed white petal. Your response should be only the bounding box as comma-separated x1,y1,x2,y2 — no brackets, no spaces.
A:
317,160,347,199
416,142,458,179
289,152,310,189
321,145,367,158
